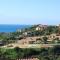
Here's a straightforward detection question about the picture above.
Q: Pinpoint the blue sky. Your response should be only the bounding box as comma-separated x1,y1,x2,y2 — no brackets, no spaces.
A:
0,0,60,25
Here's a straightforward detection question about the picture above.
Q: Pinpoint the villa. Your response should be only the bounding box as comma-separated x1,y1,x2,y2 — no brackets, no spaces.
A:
35,24,47,31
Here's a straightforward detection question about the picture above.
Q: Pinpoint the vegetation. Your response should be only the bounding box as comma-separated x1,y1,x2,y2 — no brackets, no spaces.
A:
0,25,60,60
42,37,48,44
0,25,60,45
0,46,60,60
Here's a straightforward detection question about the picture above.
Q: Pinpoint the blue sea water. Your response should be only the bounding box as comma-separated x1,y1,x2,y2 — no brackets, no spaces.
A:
0,25,30,32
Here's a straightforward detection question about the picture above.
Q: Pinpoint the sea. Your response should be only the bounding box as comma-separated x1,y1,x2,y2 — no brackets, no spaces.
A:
0,24,31,32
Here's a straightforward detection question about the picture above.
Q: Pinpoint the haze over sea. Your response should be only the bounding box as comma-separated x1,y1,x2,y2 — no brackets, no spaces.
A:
0,24,30,32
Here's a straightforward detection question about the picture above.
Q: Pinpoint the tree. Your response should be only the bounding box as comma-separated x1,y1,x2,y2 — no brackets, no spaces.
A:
4,49,17,60
43,37,48,44
14,47,24,59
57,56,60,60
53,38,60,44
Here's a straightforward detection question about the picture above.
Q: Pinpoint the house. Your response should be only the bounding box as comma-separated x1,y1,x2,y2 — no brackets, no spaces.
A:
49,34,56,39
23,32,28,36
36,27,41,31
35,24,47,31
59,24,60,28
16,29,22,32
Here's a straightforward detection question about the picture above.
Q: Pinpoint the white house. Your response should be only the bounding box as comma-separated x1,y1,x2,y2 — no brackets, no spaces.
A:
23,32,28,36
17,29,22,32
35,24,47,31
36,27,41,31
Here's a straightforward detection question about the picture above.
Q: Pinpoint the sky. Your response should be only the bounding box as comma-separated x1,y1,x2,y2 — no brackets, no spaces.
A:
0,0,60,25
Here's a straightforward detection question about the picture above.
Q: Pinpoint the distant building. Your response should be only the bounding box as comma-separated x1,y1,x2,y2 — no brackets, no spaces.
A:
17,29,22,32
36,27,41,31
23,32,28,36
35,24,47,31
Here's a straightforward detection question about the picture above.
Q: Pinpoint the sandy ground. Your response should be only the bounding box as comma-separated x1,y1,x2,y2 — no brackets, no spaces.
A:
2,43,54,48
1,36,57,48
